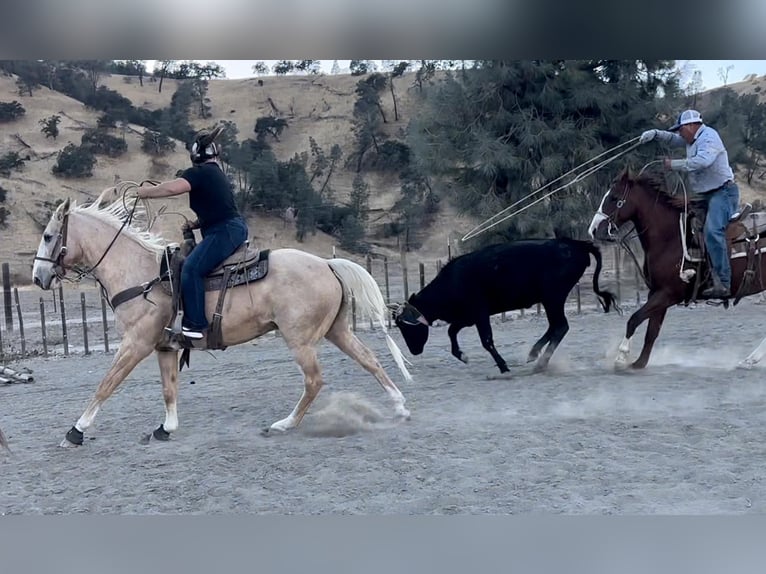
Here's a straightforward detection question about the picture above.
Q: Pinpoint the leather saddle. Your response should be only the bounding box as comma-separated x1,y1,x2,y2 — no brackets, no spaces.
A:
160,230,270,353
684,202,766,259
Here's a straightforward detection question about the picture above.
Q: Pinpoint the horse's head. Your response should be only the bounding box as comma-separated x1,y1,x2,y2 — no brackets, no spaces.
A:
588,168,642,242
389,299,429,355
32,198,75,290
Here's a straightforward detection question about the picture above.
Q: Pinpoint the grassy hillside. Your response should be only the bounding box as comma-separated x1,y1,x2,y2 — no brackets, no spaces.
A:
0,71,468,284
3,68,765,285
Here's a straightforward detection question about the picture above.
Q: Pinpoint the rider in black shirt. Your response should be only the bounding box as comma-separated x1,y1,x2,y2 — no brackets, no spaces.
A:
137,126,248,339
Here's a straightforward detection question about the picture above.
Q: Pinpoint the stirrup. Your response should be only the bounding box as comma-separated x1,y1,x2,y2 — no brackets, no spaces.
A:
181,327,204,340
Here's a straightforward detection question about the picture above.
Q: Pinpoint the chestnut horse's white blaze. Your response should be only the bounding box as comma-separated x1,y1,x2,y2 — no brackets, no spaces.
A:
32,193,411,447
587,189,611,238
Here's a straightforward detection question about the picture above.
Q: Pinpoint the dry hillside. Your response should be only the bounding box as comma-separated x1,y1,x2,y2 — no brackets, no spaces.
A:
0,71,472,284
2,69,766,285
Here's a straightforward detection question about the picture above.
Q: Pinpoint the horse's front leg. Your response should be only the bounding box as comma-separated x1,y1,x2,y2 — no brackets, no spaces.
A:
739,334,766,369
143,349,180,442
615,291,673,369
631,307,668,369
62,336,155,447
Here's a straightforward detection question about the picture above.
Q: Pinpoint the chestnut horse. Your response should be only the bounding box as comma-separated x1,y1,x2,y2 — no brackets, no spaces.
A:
588,167,766,369
32,191,412,447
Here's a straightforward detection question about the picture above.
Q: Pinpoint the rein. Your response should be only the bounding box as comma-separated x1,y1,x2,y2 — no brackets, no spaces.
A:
619,230,651,289
605,170,692,289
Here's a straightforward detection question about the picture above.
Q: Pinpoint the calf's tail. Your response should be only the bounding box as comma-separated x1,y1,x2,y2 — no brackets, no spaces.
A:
584,242,621,314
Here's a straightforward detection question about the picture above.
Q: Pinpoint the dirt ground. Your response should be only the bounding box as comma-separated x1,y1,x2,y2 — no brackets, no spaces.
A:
2,296,766,515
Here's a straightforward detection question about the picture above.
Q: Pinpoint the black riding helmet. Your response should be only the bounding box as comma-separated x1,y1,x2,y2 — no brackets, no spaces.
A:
189,125,224,164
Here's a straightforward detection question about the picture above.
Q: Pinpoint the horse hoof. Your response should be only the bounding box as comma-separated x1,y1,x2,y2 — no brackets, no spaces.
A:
737,361,755,370
62,426,83,447
262,425,288,436
152,425,171,441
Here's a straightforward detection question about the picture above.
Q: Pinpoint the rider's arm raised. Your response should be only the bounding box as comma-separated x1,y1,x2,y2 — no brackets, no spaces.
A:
137,178,191,199
652,130,686,148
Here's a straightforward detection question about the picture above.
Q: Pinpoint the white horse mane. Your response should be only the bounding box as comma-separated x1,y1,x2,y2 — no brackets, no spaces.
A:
72,187,170,255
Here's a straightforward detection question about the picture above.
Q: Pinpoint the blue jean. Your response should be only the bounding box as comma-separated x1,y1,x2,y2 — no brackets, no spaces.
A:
704,181,739,289
181,217,248,331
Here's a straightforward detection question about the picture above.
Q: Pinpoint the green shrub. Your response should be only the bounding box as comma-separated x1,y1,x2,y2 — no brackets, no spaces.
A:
81,128,127,157
0,151,26,176
0,100,25,122
52,143,96,178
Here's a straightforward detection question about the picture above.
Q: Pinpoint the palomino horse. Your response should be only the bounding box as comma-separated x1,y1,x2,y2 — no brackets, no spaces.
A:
32,191,412,447
589,167,766,369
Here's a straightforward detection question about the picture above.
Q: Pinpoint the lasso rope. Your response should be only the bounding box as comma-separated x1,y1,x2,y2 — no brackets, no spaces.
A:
461,137,643,242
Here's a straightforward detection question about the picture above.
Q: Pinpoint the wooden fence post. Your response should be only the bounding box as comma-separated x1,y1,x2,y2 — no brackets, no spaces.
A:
3,262,12,332
59,285,68,356
576,282,582,314
419,262,425,291
40,297,48,357
400,247,409,301
366,255,373,330
101,294,110,352
614,245,622,303
81,292,89,355
13,287,25,357
383,256,391,329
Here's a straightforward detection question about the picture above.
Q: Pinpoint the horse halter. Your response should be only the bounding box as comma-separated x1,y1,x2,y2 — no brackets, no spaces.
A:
33,195,139,285
33,210,70,279
390,301,430,327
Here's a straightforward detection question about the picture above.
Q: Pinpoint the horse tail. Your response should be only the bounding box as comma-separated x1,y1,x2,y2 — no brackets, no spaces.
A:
326,258,413,382
584,241,622,315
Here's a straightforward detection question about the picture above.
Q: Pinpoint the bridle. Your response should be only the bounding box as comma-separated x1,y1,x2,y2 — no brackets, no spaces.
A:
593,182,631,241
33,210,70,280
593,180,653,289
34,195,139,291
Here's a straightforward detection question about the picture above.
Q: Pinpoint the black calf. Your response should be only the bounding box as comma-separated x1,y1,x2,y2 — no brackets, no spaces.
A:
392,238,618,373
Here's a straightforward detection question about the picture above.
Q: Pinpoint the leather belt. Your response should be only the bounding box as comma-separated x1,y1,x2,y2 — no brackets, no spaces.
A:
706,180,733,194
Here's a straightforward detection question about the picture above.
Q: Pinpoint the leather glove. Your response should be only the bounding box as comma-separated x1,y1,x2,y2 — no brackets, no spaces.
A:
639,129,657,144
181,219,199,232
